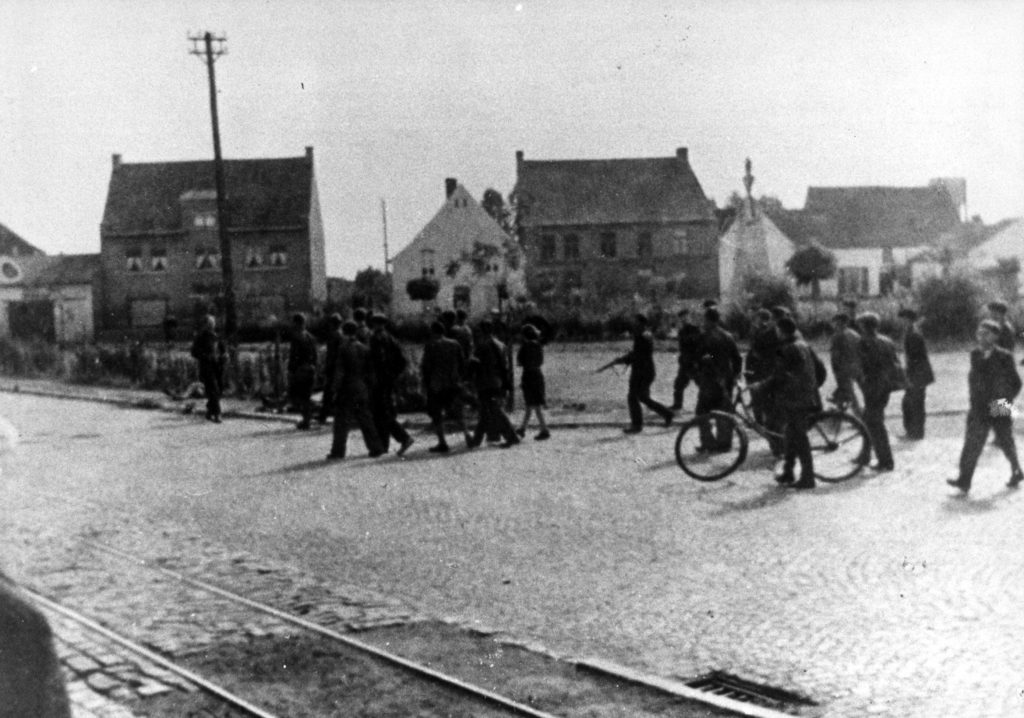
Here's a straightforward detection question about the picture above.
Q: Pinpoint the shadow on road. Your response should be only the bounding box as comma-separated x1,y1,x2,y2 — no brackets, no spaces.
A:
704,485,791,515
940,487,1018,515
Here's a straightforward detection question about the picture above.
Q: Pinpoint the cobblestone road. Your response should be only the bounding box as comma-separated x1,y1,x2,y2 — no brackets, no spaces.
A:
2,392,1023,717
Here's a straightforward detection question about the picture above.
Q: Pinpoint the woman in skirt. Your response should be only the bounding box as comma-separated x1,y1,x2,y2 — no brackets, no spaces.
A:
516,324,550,440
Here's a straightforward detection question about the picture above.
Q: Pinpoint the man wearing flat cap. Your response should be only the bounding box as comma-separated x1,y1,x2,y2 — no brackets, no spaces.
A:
856,312,901,472
899,308,933,440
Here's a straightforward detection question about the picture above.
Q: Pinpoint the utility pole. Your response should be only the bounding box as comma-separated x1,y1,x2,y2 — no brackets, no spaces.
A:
189,31,237,340
381,198,391,276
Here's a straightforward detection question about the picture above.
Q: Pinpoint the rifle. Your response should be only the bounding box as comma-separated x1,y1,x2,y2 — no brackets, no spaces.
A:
595,357,625,374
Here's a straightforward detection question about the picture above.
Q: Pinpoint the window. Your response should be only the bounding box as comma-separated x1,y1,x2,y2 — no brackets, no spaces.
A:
125,250,142,272
245,247,264,269
563,234,580,260
150,248,167,272
195,248,220,271
838,267,870,296
453,285,471,309
563,270,582,290
193,212,217,228
672,229,690,255
268,246,288,268
599,232,617,258
637,233,653,260
540,235,556,262
420,248,435,277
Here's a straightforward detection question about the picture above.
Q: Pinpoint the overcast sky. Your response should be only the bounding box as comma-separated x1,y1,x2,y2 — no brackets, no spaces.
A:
2,0,1022,278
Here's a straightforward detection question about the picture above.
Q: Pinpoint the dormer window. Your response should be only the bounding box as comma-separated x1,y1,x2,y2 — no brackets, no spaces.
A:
194,212,217,228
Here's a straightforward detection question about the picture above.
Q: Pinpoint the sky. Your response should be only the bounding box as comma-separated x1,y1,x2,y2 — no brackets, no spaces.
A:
1,0,1022,279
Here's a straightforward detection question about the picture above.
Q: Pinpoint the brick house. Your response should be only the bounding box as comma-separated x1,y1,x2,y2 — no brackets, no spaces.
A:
513,148,718,310
771,183,962,297
98,148,326,336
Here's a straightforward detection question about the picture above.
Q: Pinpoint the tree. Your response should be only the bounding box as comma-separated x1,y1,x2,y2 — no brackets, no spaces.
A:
352,266,391,310
786,242,837,300
481,188,511,232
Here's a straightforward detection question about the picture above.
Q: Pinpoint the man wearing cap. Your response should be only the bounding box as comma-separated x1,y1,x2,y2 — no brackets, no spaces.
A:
671,308,702,411
287,313,319,430
947,319,1024,493
899,308,933,440
467,319,520,447
317,313,343,424
829,312,863,415
694,307,743,448
856,312,900,472
609,314,675,433
368,314,414,455
753,315,824,489
420,321,471,453
986,301,1016,353
328,320,384,459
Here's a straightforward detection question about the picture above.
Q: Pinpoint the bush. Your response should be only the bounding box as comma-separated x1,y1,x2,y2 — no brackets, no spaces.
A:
740,273,795,315
914,273,987,340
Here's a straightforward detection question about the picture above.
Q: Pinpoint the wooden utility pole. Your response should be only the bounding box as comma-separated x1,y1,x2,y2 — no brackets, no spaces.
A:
189,31,237,340
381,198,391,276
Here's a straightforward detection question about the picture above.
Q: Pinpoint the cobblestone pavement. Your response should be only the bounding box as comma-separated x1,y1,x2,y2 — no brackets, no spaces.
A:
2,391,1023,717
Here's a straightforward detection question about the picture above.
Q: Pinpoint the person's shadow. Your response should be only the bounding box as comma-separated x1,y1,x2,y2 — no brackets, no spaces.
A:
940,487,1018,515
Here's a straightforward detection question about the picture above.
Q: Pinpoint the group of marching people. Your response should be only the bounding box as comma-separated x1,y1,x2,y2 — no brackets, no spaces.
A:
264,307,551,460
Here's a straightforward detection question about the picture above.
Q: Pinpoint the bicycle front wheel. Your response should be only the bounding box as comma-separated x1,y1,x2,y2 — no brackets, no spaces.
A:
675,411,748,481
808,410,869,482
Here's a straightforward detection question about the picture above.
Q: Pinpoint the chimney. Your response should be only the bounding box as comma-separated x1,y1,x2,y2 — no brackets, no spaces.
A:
112,153,122,169
515,150,524,172
305,146,314,162
445,178,457,198
676,147,688,164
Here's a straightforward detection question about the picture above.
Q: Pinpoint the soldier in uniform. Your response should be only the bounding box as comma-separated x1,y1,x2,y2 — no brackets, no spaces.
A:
607,314,675,433
753,315,824,489
986,301,1016,353
287,313,319,430
317,313,343,424
420,321,472,453
829,312,863,415
190,314,223,423
694,307,743,448
468,319,520,447
856,312,899,472
368,313,414,455
898,308,934,440
947,320,1024,493
327,321,384,460
670,308,702,411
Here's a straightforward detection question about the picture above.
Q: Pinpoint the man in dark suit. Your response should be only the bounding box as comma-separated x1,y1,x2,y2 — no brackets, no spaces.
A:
317,313,343,424
829,312,863,415
610,314,675,433
328,321,384,460
899,308,934,440
287,313,319,430
754,316,823,490
857,312,900,472
468,319,520,448
694,307,743,448
948,320,1024,493
420,321,471,453
671,308,702,411
190,314,224,423
986,301,1016,353
368,313,414,455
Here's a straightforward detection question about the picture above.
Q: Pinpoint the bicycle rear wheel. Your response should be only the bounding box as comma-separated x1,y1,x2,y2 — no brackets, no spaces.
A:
808,410,869,482
675,411,748,481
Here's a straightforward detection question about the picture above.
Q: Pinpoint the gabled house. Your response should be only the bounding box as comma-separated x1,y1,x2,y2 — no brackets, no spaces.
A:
772,183,962,297
98,148,326,337
513,148,718,310
391,179,522,318
966,218,1024,298
718,160,796,303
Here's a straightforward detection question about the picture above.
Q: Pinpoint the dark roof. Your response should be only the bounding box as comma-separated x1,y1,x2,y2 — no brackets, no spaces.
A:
30,254,100,286
514,150,713,226
0,222,45,256
777,185,961,249
101,154,314,234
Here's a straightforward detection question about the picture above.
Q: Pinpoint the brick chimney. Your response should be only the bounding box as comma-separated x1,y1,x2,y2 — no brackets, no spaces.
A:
445,178,457,198
112,153,122,169
305,146,314,162
516,150,524,173
676,147,688,164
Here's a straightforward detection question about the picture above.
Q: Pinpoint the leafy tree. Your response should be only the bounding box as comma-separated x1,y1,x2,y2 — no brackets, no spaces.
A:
481,188,511,232
741,273,795,313
913,272,986,339
352,266,391,310
786,242,837,299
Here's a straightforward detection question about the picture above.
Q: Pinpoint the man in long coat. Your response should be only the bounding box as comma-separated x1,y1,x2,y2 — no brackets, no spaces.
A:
328,321,384,460
899,308,934,440
857,312,900,472
190,314,224,423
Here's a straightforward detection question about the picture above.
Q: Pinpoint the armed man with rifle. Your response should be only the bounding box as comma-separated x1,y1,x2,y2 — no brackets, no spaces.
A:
597,313,675,433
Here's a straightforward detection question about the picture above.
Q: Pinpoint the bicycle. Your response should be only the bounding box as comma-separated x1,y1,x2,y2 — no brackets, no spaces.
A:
674,379,871,483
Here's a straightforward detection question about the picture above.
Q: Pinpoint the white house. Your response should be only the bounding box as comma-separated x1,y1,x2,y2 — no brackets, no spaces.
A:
391,179,524,318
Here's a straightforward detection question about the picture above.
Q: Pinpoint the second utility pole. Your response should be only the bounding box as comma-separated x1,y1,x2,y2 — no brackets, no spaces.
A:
189,31,237,340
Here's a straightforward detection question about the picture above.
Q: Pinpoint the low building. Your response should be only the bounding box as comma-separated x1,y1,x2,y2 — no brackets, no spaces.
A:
965,217,1024,298
98,148,326,337
390,179,522,318
513,147,718,311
